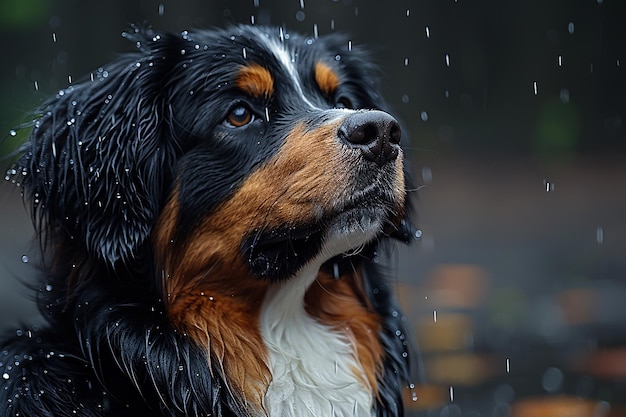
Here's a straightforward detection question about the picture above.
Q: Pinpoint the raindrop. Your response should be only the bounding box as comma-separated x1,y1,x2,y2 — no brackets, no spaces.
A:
52,33,57,43
253,0,259,6
617,58,620,67
506,358,510,373
445,53,450,66
68,75,72,84
9,129,16,137
560,88,570,103
295,11,305,21
420,111,428,122
251,15,255,24
533,81,538,95
21,255,29,263
543,179,555,192
158,4,164,16
558,55,563,67
401,94,409,103
348,40,352,51
299,0,304,8
178,365,184,371
406,9,410,17
449,386,454,402
567,22,575,34
404,57,409,66
34,80,39,91
425,26,430,38
330,19,335,30
596,227,604,244
45,284,53,292
2,373,8,380
264,107,270,122
433,310,437,322
242,47,247,59
414,229,423,239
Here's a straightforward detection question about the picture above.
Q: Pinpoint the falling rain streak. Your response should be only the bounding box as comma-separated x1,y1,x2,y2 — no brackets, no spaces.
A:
533,81,538,95
596,227,604,244
506,358,510,373
425,26,430,39
445,54,450,67
544,179,555,192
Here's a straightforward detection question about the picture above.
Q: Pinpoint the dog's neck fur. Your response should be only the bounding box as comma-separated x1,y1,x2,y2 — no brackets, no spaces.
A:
260,258,373,417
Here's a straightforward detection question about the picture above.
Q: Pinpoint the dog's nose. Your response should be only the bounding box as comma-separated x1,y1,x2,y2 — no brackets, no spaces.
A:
338,110,402,167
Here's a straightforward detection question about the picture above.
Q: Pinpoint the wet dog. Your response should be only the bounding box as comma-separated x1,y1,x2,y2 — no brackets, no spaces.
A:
1,25,414,417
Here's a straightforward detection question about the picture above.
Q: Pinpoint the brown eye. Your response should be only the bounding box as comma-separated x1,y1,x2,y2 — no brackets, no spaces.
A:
335,96,353,109
224,104,254,127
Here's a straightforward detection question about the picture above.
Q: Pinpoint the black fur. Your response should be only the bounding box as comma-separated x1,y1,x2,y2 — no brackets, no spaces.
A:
1,25,414,416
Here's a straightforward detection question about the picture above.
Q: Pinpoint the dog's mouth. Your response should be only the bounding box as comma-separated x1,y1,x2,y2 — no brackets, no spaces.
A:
241,186,408,281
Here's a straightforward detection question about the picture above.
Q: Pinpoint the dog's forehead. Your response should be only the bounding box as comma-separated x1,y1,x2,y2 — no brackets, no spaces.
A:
198,27,344,103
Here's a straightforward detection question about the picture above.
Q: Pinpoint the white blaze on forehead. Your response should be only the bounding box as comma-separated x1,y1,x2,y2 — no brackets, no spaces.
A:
258,34,321,110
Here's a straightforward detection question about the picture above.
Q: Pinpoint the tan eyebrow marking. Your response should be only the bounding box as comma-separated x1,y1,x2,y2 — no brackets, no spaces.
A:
236,64,274,98
314,61,340,96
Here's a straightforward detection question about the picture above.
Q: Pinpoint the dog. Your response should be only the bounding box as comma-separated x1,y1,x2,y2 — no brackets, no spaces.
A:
1,25,415,417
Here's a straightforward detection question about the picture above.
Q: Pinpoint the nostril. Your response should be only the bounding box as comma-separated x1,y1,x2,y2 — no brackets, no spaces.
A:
345,122,378,145
389,122,401,145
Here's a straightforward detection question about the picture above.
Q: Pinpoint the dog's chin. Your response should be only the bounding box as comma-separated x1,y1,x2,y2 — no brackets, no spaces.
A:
322,206,385,257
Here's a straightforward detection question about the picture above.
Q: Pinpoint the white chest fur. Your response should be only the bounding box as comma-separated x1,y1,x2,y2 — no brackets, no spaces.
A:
260,262,373,417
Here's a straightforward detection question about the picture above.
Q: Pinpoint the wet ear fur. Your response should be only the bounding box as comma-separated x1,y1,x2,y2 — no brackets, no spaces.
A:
11,29,177,266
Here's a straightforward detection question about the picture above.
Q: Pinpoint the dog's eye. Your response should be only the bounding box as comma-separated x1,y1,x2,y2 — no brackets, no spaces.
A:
224,104,255,128
335,96,353,109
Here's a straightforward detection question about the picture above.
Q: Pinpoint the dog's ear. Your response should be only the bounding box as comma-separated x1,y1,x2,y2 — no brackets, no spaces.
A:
11,29,176,266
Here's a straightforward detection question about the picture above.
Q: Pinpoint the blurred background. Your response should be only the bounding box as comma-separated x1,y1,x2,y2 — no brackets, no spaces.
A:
1,0,625,415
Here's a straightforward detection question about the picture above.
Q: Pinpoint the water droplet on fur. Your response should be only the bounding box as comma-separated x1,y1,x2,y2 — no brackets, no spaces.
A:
9,129,16,137
2,373,9,380
21,255,29,263
45,284,53,292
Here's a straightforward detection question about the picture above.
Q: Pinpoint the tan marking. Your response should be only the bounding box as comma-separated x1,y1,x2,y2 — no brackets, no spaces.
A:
305,268,384,396
315,61,340,95
236,64,274,98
